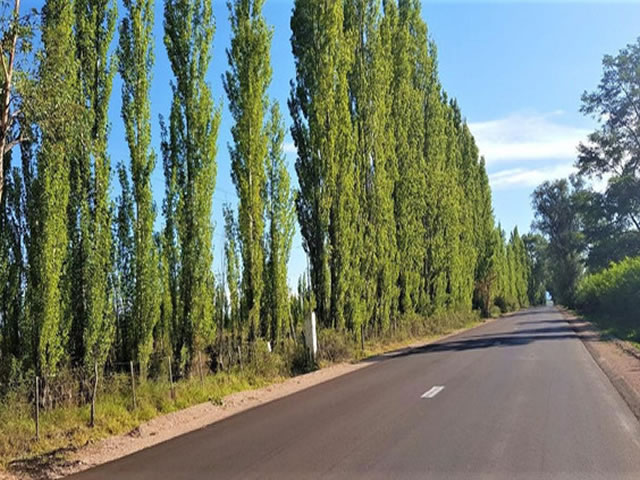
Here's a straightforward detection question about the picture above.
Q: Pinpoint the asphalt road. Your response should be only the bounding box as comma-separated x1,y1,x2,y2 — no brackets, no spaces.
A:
71,306,640,480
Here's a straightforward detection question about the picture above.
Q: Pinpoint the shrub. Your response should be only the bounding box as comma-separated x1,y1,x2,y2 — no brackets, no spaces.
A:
576,256,640,327
317,329,354,364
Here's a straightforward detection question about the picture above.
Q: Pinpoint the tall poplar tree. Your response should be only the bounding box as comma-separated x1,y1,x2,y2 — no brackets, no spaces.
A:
30,0,81,377
223,203,241,342
224,0,271,340
164,0,219,367
290,0,355,329
389,0,427,315
264,103,295,345
118,0,159,378
75,0,117,372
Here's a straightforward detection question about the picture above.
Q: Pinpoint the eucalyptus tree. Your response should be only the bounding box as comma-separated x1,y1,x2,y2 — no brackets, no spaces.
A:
118,0,159,378
0,0,32,206
164,0,220,367
531,177,585,307
224,0,271,340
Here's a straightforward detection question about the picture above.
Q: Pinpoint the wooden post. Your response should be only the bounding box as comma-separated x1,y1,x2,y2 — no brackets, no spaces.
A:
237,345,243,370
198,352,204,388
130,361,137,410
168,357,175,400
35,376,40,441
90,362,98,428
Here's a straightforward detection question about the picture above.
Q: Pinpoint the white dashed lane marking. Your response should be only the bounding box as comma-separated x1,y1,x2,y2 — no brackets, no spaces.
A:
421,386,445,399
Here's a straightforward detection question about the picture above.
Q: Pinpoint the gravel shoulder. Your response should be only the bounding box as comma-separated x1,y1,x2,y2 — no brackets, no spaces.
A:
3,318,497,480
560,307,640,422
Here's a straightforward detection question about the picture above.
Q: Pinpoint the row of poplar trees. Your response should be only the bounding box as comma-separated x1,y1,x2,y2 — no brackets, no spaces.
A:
0,0,296,384
0,0,533,387
289,0,532,337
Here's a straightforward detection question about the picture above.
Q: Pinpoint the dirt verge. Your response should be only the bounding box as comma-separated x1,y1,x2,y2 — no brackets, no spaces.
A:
3,317,499,480
560,308,640,422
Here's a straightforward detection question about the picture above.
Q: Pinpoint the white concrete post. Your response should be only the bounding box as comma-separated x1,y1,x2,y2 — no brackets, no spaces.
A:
305,311,318,360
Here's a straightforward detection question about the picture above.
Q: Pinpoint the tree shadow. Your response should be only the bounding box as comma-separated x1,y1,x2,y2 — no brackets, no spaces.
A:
9,446,81,480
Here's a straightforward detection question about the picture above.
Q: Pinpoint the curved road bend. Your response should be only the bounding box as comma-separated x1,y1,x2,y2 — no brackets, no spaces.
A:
71,306,640,480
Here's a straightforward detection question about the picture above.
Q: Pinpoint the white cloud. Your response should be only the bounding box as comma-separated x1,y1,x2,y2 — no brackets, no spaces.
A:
283,142,297,154
469,111,590,165
489,163,577,190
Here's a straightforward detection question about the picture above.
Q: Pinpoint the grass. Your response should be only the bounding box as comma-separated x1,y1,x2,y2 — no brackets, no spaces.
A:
584,314,640,353
0,309,485,473
0,370,273,472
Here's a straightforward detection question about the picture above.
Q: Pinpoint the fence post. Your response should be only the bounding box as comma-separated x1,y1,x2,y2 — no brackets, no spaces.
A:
130,361,137,410
168,357,175,400
90,362,98,428
198,352,204,388
35,376,40,441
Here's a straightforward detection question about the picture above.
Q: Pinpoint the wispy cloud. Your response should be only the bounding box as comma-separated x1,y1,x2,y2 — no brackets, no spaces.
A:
283,142,297,154
489,163,576,190
469,111,590,165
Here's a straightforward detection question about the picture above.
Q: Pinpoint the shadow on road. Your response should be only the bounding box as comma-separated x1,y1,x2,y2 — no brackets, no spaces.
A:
470,324,592,337
400,333,600,355
361,314,599,363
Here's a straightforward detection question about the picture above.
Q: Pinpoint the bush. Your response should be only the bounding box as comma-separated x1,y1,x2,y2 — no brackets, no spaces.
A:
317,329,354,364
576,256,640,326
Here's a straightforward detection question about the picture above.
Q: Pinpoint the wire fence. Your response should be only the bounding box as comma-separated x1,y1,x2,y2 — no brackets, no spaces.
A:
0,334,313,441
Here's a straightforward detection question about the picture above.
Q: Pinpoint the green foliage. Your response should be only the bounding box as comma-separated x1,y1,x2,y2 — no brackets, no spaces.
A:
522,233,548,306
75,0,117,373
223,204,241,341
576,256,640,328
224,0,271,341
263,104,295,345
531,177,585,307
577,37,640,235
163,0,220,368
290,0,354,329
118,0,159,378
29,0,82,377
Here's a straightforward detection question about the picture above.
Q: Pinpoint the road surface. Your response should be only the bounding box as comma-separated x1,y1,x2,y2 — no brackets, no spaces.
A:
71,306,640,480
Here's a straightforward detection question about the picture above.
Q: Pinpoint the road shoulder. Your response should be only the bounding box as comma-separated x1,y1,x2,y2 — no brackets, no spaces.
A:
560,307,640,422
4,315,503,480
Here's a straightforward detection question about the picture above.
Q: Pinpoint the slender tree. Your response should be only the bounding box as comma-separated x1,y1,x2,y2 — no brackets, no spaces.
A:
224,0,271,340
29,0,82,377
164,0,220,368
290,0,354,329
75,0,117,372
118,0,159,378
223,203,241,342
264,103,295,345
113,163,135,363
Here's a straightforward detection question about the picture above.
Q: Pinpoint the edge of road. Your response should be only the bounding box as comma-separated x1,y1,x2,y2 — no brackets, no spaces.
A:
559,307,640,423
4,312,508,480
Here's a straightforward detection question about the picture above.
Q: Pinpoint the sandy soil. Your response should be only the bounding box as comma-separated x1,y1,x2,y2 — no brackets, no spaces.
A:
4,321,490,480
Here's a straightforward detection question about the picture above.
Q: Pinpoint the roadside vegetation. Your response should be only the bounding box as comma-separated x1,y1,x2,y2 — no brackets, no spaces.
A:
528,38,640,347
0,0,539,472
0,310,480,470
575,257,640,348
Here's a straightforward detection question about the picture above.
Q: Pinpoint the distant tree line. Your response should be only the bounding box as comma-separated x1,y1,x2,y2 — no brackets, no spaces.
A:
0,0,533,390
530,37,640,318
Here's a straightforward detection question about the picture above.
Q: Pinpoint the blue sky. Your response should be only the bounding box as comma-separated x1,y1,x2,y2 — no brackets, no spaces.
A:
22,0,640,286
